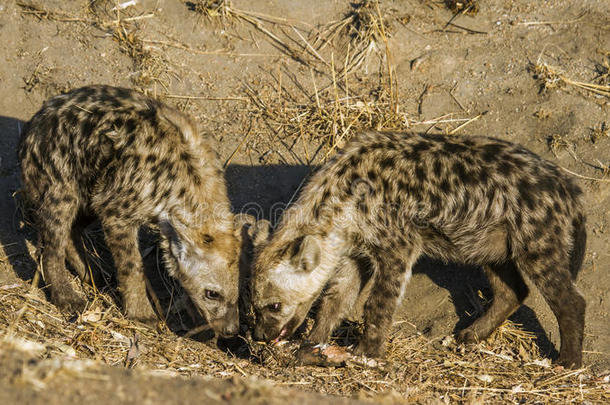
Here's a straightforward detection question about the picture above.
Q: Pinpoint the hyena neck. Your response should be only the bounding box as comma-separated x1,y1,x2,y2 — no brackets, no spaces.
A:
314,228,349,288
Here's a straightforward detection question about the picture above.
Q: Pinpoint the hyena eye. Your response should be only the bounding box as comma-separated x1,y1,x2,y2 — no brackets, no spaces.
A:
267,302,281,313
205,289,221,300
202,234,215,244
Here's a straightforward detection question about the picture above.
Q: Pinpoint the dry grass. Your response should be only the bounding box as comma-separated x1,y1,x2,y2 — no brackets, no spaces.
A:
445,1,480,16
594,50,610,85
311,0,395,76
185,0,233,20
530,61,610,98
240,66,481,165
589,122,609,143
1,279,608,403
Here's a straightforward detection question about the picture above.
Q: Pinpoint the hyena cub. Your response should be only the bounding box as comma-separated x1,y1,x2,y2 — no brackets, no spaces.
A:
252,130,587,368
19,85,242,336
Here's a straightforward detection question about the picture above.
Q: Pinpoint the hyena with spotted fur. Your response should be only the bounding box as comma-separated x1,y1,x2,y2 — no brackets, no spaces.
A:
19,85,242,336
252,130,587,368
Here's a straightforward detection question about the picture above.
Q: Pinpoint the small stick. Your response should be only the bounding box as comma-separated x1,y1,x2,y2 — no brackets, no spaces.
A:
560,166,610,182
449,83,467,111
161,94,249,102
5,266,41,337
141,39,282,58
183,324,212,338
224,126,254,168
292,26,329,67
449,112,485,134
448,22,488,35
518,13,587,26
100,13,155,28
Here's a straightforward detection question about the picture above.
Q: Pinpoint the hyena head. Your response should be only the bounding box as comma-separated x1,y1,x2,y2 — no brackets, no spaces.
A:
251,233,328,342
160,216,242,337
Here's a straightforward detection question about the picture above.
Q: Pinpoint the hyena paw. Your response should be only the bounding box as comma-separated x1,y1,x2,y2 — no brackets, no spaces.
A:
456,327,480,344
125,301,158,325
557,352,583,369
307,328,331,345
51,289,87,314
353,339,384,357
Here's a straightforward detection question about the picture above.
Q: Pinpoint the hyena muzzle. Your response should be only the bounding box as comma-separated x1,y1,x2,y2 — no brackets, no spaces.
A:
251,130,587,368
18,85,243,337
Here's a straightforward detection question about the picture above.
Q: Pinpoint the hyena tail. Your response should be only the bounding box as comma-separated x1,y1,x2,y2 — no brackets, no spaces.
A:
569,214,587,280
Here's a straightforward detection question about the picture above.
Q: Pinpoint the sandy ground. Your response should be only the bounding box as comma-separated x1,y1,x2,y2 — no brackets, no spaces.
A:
0,0,609,403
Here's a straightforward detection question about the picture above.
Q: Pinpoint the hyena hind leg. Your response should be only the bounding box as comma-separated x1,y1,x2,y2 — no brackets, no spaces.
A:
65,224,90,283
517,255,585,368
457,261,529,344
38,189,87,313
101,218,157,323
308,257,364,344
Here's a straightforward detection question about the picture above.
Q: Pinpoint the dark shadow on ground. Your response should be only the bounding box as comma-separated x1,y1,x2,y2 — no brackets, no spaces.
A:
414,258,559,360
0,115,38,282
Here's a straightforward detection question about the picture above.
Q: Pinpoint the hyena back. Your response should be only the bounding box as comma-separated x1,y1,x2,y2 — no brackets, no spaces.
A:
252,130,586,368
19,85,242,336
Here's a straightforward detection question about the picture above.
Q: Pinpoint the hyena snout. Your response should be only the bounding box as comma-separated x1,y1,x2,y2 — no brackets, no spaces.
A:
208,304,240,337
253,324,274,342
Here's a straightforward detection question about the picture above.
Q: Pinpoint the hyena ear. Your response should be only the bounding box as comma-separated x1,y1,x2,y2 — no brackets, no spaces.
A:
158,217,186,262
234,214,272,247
291,235,321,273
250,219,272,247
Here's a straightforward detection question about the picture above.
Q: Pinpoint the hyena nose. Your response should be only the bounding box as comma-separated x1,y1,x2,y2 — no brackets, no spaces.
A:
252,326,266,342
220,306,239,337
222,322,239,337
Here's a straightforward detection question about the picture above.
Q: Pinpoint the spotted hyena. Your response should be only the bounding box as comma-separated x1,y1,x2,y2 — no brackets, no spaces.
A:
251,130,587,368
19,85,243,336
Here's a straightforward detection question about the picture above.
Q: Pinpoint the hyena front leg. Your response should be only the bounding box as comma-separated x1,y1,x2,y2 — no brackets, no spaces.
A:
309,257,363,344
354,248,415,357
65,224,89,283
457,260,529,343
517,254,585,368
38,188,87,313
101,217,157,323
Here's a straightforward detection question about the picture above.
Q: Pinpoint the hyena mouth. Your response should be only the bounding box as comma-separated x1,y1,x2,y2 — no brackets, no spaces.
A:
274,316,300,342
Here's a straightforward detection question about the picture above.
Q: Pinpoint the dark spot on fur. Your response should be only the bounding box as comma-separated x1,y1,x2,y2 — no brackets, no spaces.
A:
478,169,490,185
381,177,390,191
81,119,96,136
442,142,468,154
439,179,451,193
105,207,119,218
380,157,394,169
125,119,137,134
518,179,536,209
336,164,348,178
114,87,131,100
452,161,467,179
481,143,505,163
498,161,513,176
415,165,426,182
413,141,432,153
402,149,418,160
433,160,443,177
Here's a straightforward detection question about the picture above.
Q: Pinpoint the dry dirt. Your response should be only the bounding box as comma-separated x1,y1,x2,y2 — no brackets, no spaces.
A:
0,0,609,403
